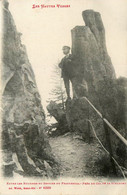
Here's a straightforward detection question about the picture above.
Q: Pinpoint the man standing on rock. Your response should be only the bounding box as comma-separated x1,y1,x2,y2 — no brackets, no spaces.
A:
58,46,77,100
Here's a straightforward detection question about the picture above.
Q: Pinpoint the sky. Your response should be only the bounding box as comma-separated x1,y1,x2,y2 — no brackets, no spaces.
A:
8,0,127,111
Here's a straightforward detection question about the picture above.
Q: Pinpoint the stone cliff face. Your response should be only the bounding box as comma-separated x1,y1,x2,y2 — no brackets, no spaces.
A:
2,1,59,177
66,10,126,145
66,10,116,139
2,1,44,126
71,10,115,97
65,10,127,169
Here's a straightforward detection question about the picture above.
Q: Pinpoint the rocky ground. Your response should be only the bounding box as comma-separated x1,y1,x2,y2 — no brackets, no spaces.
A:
49,132,104,178
10,131,126,179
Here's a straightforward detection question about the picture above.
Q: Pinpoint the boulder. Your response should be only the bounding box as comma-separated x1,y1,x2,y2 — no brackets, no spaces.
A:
47,101,69,136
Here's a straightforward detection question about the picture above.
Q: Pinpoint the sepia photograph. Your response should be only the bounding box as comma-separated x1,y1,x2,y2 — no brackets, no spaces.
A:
0,0,127,194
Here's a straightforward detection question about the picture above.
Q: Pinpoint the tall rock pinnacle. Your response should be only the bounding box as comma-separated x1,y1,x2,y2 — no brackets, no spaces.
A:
71,10,116,94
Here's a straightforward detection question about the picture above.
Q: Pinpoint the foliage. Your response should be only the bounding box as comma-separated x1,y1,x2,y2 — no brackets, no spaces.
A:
48,64,66,110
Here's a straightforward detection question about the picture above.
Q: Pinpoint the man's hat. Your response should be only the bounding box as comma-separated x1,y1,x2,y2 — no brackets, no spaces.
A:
62,46,70,50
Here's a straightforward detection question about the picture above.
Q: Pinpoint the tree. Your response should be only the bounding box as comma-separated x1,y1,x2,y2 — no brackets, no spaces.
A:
48,64,66,110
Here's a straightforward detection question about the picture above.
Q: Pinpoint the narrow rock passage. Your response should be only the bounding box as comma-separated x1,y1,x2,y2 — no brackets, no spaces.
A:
49,133,98,178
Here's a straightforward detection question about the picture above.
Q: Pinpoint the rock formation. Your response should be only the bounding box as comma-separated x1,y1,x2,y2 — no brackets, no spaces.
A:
47,10,126,148
66,10,127,168
1,1,59,177
65,10,117,138
71,10,115,98
47,101,69,136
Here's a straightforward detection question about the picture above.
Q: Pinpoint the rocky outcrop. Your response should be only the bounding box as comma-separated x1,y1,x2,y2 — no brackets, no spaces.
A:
65,10,126,152
47,101,69,136
71,10,115,98
65,10,117,138
66,98,89,141
2,1,59,177
66,10,127,168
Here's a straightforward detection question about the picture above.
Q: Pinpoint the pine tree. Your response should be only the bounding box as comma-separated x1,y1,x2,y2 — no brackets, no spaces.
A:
48,64,66,110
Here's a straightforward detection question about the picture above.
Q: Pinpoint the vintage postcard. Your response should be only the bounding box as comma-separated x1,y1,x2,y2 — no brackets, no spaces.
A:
0,0,127,194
